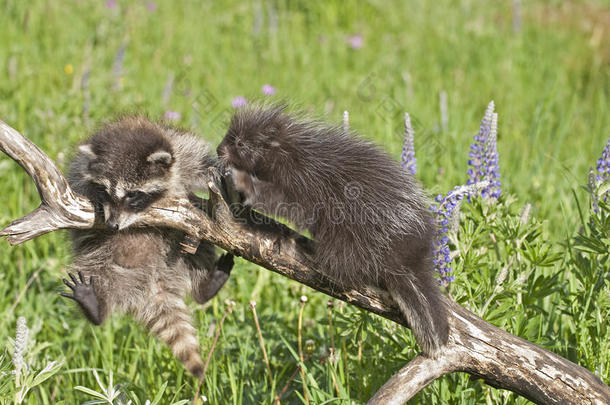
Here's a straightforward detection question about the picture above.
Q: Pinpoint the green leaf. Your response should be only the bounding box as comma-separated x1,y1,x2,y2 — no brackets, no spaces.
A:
74,386,109,401
150,381,168,405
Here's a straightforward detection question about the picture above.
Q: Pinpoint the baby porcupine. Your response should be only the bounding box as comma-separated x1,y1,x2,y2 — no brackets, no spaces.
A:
62,116,234,377
217,106,448,356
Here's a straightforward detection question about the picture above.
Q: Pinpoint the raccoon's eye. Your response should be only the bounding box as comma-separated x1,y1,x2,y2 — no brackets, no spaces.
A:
125,191,153,211
91,184,110,202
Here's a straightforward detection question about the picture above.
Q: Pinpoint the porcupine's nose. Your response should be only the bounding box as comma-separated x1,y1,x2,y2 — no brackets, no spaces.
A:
215,145,232,176
216,143,226,158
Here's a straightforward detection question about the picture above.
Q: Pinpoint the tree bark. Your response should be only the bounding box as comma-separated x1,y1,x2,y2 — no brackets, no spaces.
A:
0,119,608,404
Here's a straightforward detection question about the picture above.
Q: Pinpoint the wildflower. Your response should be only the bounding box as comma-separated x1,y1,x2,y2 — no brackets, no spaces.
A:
146,2,157,12
261,84,276,95
430,182,490,285
64,64,73,76
467,101,501,199
305,339,315,355
231,96,247,108
597,138,610,181
343,110,349,131
164,111,181,120
13,317,29,377
596,138,610,203
484,112,501,199
112,45,126,91
401,112,417,175
346,34,363,50
105,0,117,9
430,190,461,286
439,90,448,133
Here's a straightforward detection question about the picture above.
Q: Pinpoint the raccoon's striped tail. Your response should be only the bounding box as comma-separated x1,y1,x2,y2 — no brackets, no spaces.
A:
388,276,449,358
140,295,204,378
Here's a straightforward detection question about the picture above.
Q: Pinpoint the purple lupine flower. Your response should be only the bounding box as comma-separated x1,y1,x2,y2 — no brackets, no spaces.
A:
401,112,417,175
346,34,363,50
146,2,157,12
164,111,181,121
430,188,462,286
105,0,117,9
261,84,276,95
467,101,494,186
467,101,501,199
430,181,491,285
231,96,247,108
595,137,610,203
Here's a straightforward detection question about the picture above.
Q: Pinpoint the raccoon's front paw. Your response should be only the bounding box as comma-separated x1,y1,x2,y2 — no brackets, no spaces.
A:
61,271,94,301
216,253,234,274
60,272,103,325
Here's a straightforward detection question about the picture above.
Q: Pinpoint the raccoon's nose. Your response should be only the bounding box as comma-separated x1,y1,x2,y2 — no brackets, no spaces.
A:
105,219,119,230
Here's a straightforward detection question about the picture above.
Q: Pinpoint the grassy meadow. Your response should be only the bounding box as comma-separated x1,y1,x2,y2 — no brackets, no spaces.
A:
0,0,609,403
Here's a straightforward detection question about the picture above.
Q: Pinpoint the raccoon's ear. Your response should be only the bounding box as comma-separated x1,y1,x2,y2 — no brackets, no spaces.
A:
78,144,97,159
147,150,173,168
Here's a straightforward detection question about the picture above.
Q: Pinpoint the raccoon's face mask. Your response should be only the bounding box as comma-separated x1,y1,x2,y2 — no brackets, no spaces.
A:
79,144,171,230
90,185,163,231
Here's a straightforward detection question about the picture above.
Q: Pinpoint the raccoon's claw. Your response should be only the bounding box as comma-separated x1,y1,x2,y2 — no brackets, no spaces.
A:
216,253,234,274
60,272,103,325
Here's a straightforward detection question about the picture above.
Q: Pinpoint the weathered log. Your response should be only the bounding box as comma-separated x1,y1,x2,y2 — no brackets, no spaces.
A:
0,119,608,404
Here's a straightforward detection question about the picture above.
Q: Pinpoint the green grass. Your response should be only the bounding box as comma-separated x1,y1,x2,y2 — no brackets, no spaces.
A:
0,0,608,403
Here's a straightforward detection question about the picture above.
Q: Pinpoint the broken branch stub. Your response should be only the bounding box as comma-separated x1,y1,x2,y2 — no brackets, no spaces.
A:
0,120,94,244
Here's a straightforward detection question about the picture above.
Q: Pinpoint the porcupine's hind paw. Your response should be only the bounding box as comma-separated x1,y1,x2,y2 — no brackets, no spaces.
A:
193,253,234,305
216,253,234,274
60,272,104,325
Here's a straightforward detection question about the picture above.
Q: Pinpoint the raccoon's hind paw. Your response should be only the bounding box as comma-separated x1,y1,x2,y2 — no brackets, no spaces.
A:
60,272,104,325
216,253,234,274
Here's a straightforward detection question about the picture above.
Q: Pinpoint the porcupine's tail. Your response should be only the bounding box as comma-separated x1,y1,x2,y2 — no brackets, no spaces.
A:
388,272,449,357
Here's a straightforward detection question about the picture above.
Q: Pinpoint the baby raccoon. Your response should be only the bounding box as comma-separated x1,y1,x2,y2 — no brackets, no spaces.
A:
218,106,448,357
62,116,233,377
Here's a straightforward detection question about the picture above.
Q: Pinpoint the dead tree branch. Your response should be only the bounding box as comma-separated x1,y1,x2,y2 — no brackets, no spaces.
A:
1,119,608,404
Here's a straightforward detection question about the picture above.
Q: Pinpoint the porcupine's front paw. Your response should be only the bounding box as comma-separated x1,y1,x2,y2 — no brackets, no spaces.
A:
60,272,103,325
